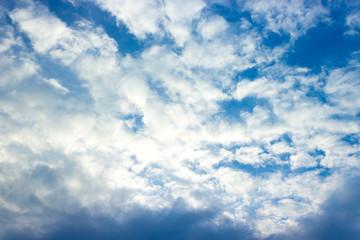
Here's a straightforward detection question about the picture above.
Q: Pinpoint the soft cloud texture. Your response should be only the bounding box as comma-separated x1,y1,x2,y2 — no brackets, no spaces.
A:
1,0,360,239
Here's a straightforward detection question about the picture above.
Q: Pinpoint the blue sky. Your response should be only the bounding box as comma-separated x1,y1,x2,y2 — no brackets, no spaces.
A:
1,0,360,239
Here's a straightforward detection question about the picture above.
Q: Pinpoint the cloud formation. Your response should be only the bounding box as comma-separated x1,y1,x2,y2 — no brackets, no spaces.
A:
1,0,360,239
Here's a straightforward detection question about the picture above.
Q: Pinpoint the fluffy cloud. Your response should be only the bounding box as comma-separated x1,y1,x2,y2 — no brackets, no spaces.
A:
1,0,360,239
93,0,205,46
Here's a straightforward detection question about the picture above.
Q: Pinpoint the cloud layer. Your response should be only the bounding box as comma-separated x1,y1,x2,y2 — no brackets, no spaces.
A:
1,0,360,239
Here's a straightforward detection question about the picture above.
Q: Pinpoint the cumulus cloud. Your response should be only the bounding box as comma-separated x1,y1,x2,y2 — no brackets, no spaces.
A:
93,0,205,46
2,178,359,240
269,177,360,240
197,15,228,41
1,0,360,239
94,0,163,39
2,203,258,240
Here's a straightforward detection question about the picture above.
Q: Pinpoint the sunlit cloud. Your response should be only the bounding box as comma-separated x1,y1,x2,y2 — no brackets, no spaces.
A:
1,0,360,239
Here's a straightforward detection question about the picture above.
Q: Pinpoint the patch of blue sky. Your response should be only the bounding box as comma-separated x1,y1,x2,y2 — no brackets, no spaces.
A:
207,1,293,50
270,196,310,208
170,46,184,56
206,1,253,23
270,133,293,146
201,143,258,162
37,55,93,102
223,97,269,113
309,148,326,158
1,0,27,11
348,152,360,160
214,160,287,176
330,113,360,121
234,67,259,81
286,6,360,72
341,134,360,146
115,113,144,133
213,146,328,178
201,143,239,154
1,27,86,104
147,79,173,103
219,96,273,123
305,85,328,104
262,31,290,48
38,0,145,56
288,164,332,178
215,160,332,178
2,1,360,238
3,13,34,54
138,167,167,187
203,1,259,39
184,160,207,175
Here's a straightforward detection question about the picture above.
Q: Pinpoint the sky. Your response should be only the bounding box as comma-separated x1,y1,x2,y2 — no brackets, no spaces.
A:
1,0,360,239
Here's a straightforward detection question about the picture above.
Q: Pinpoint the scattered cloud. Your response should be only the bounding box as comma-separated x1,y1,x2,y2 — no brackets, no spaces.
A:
1,0,360,239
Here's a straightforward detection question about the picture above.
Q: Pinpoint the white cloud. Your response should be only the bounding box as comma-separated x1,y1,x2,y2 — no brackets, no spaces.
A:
345,12,360,35
9,5,72,53
163,0,205,46
324,63,360,114
243,0,329,39
94,0,205,46
94,0,163,39
234,146,267,164
1,0,360,239
197,15,228,41
0,25,22,53
43,78,69,94
181,40,236,69
0,53,38,87
289,152,318,170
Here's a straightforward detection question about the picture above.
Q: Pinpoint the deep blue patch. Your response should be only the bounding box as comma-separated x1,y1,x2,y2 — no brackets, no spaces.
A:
263,31,290,48
270,133,293,145
214,160,289,176
235,67,258,81
215,160,332,178
286,7,360,71
207,2,253,23
309,149,326,158
3,205,260,240
321,0,329,7
331,114,360,121
38,0,144,55
348,152,360,159
0,0,28,12
4,10,35,53
293,165,332,178
278,153,291,162
305,86,327,103
220,97,270,120
172,46,184,56
317,167,332,178
342,134,360,146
